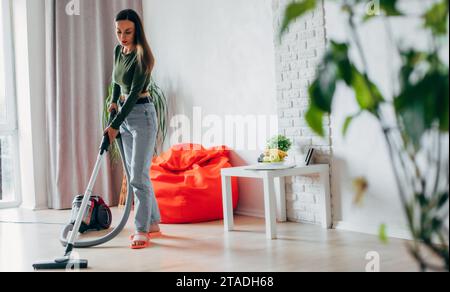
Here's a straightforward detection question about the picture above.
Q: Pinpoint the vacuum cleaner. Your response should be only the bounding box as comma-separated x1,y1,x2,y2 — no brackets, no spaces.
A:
32,110,133,270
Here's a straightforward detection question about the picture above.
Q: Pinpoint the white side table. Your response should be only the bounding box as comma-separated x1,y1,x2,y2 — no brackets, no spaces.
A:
221,164,331,240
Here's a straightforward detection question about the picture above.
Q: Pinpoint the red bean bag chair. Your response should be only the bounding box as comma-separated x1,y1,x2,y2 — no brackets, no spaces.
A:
150,143,239,223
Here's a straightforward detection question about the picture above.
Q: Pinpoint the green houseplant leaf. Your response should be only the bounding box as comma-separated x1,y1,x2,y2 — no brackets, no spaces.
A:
342,112,362,137
379,0,402,16
351,67,384,113
379,223,389,244
280,0,317,36
267,135,293,152
309,41,351,113
309,63,337,113
423,0,449,36
149,78,169,155
332,41,353,86
395,60,449,149
305,104,326,137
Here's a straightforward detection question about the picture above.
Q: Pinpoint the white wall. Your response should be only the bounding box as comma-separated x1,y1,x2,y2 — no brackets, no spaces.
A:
12,0,47,210
325,0,447,238
142,0,278,216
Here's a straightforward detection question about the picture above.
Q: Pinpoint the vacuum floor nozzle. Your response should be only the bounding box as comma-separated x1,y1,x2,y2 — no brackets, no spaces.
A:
33,257,88,270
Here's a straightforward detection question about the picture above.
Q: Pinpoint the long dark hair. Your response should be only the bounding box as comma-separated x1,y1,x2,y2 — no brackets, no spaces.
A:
116,9,155,74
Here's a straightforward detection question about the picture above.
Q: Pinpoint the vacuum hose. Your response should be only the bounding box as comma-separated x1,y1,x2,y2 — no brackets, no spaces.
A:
59,110,133,248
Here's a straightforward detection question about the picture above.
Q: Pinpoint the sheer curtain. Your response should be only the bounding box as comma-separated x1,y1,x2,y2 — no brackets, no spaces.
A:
45,0,143,209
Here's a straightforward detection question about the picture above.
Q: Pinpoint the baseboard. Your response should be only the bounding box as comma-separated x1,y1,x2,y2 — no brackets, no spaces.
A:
0,201,22,209
235,208,265,218
334,220,412,240
32,206,50,211
236,208,322,226
237,209,412,240
16,202,48,211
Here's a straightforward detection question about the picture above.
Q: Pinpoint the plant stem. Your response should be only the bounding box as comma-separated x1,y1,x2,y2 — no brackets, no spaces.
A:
432,129,442,197
347,10,370,77
381,126,410,217
382,16,400,97
389,125,416,194
408,242,447,272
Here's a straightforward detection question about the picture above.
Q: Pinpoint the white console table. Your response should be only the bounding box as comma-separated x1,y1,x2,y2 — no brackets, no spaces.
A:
221,164,331,239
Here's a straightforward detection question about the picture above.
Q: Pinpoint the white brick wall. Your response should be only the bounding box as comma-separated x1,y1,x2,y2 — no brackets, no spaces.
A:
272,0,332,225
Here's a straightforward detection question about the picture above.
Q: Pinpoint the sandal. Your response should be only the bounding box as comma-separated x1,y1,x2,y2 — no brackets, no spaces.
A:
129,231,162,241
148,223,162,239
148,231,163,239
130,233,151,249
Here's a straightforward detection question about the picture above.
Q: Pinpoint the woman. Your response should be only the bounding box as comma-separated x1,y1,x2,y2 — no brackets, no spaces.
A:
104,9,161,249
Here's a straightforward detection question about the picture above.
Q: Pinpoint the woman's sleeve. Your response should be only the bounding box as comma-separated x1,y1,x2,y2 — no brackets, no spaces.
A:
111,45,121,105
111,84,121,105
110,63,148,130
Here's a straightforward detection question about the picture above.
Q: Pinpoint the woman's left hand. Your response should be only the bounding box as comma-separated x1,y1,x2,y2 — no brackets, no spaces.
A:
104,127,119,144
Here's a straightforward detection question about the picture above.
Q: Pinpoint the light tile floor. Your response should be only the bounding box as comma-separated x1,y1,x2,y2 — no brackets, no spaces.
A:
0,208,421,272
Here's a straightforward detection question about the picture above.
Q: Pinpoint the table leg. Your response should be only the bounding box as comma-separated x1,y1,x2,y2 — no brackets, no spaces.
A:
263,175,277,239
221,175,234,231
274,177,287,222
319,170,332,229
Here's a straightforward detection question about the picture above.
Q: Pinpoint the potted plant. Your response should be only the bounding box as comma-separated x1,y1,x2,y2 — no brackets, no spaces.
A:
281,0,449,271
258,135,292,163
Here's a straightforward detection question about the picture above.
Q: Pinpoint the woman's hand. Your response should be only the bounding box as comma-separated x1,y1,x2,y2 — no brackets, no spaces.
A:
108,103,118,113
104,127,119,144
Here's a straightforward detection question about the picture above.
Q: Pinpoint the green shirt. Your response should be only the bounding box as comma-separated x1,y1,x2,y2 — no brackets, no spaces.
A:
110,45,151,130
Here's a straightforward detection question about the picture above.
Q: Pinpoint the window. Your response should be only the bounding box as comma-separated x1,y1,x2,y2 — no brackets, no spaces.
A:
0,0,20,208
0,0,5,123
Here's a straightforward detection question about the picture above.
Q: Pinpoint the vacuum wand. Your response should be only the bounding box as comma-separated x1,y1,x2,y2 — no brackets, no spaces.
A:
101,110,120,154
64,109,118,256
33,110,118,270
